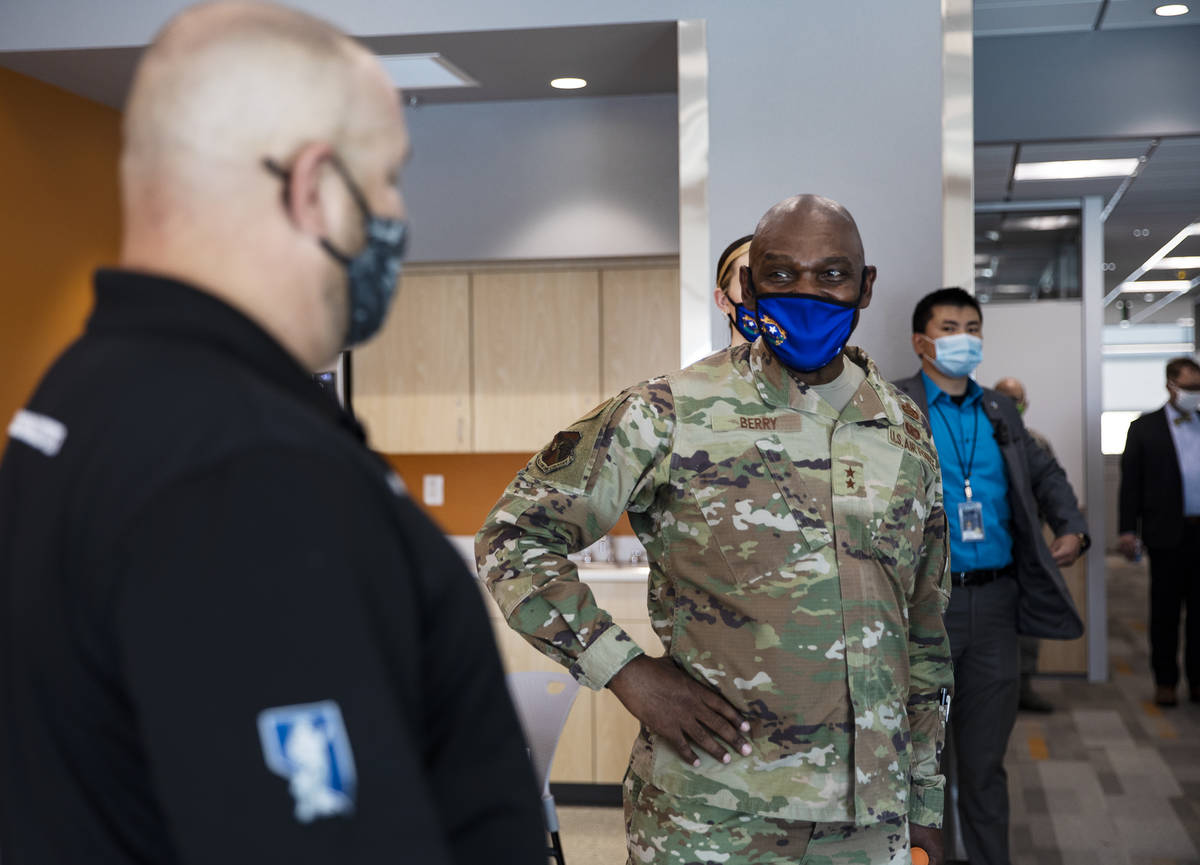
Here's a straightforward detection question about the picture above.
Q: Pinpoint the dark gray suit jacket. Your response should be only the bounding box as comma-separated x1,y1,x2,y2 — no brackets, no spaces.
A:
1119,407,1187,550
893,371,1086,640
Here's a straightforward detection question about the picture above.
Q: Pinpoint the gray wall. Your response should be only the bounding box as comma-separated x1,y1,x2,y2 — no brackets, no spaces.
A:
1,0,952,378
975,25,1200,143
403,94,678,262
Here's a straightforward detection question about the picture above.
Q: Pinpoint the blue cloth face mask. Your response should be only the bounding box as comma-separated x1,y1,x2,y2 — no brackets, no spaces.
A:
727,298,760,342
264,155,408,348
928,333,983,378
751,272,864,372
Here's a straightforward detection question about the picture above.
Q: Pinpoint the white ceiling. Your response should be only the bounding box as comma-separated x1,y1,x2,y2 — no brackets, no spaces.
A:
0,22,679,110
0,5,1196,322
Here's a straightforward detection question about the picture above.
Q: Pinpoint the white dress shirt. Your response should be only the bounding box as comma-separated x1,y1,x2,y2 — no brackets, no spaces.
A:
1166,402,1200,516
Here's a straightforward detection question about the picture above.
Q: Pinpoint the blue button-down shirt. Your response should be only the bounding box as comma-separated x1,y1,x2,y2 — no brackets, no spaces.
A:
923,373,1014,571
1166,402,1200,516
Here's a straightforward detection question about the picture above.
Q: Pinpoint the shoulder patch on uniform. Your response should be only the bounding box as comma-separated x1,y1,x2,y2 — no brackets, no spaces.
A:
258,700,357,824
890,426,937,469
901,401,922,422
535,430,582,474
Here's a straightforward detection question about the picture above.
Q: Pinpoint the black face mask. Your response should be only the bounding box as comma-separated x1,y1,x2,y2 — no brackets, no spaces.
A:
264,155,408,347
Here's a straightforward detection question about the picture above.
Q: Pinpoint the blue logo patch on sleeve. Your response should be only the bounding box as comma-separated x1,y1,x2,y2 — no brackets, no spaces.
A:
257,700,357,823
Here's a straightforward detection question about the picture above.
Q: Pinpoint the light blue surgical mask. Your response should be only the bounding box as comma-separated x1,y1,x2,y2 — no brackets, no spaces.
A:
928,333,983,378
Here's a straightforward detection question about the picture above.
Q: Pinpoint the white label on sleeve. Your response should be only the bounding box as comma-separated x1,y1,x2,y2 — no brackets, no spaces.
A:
8,410,68,457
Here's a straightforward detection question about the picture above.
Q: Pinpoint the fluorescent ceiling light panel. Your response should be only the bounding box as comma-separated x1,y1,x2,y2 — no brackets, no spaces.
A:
377,53,478,89
1013,158,1139,181
1155,257,1200,270
1155,4,1189,16
1119,280,1193,293
1003,214,1080,231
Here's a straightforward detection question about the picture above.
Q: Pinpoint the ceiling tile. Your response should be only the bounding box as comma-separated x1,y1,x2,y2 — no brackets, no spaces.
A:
975,145,1015,200
1009,176,1126,199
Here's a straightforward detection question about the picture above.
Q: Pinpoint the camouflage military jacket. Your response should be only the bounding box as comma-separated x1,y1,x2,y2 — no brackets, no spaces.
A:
477,341,951,827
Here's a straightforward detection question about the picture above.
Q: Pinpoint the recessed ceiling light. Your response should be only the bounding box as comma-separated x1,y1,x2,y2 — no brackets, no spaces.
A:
550,77,588,90
1013,158,1140,181
1155,4,1189,16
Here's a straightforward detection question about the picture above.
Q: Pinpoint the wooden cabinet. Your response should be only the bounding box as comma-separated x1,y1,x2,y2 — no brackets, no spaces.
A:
481,578,663,785
472,270,601,452
353,259,679,454
1037,525,1088,674
601,267,682,394
352,273,471,453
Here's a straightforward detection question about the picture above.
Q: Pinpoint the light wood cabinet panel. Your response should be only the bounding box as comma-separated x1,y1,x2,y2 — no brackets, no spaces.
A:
601,267,681,395
594,687,639,783
1037,524,1088,674
480,578,661,784
480,585,593,782
594,622,663,783
472,270,601,451
352,273,471,452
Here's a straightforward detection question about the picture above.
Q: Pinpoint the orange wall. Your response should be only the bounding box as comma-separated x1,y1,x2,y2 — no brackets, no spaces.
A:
0,68,121,439
384,452,634,537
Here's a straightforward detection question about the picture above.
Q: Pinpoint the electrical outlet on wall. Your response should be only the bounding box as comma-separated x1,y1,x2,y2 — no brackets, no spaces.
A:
422,474,445,507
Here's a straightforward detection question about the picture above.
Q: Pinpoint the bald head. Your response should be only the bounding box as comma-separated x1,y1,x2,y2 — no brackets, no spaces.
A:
994,377,1026,404
741,193,874,312
127,4,370,165
119,2,410,371
751,194,864,265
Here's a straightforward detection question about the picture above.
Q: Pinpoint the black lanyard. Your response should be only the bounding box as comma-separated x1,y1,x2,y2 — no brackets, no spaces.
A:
932,398,979,500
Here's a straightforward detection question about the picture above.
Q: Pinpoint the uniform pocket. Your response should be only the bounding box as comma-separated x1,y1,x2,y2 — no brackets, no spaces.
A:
687,438,831,585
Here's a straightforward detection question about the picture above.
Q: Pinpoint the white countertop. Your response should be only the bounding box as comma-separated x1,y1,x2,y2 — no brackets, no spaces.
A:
574,565,650,582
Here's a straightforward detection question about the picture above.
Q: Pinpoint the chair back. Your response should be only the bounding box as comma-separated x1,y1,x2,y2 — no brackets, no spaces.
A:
505,671,580,796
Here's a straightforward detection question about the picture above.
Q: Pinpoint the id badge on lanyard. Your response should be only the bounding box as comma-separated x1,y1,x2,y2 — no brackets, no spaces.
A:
959,482,985,543
935,400,986,543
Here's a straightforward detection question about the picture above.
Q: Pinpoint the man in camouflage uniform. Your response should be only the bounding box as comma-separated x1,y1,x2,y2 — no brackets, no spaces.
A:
477,195,952,865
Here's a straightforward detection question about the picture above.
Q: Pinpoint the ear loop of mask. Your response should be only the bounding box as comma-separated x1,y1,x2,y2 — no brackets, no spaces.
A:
262,155,372,263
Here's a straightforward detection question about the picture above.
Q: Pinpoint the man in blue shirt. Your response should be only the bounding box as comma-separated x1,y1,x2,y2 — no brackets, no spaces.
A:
895,288,1087,865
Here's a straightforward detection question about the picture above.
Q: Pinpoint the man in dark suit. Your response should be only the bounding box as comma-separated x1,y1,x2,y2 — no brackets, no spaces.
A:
1118,356,1200,707
894,287,1088,865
